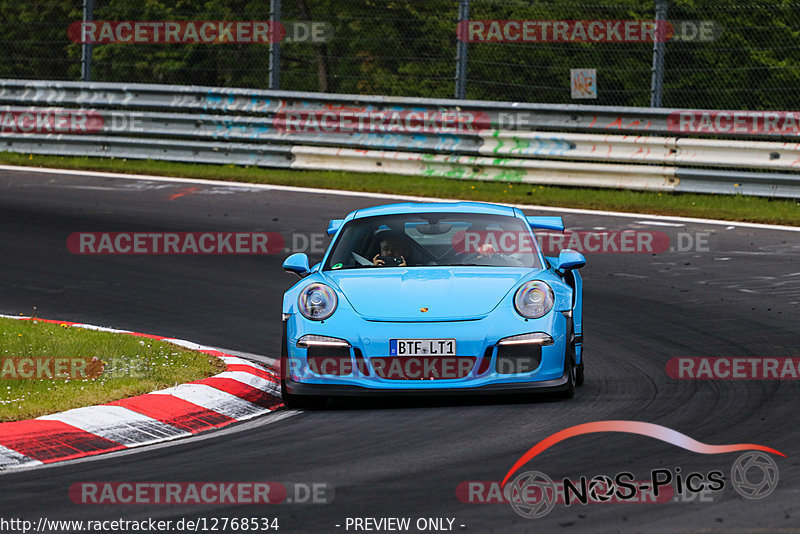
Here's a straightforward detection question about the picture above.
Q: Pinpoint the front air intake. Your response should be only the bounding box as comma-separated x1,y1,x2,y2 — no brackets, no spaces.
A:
495,344,541,374
307,345,352,375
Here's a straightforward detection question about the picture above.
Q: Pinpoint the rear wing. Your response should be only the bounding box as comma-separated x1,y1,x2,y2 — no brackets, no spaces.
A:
326,219,344,236
526,216,564,232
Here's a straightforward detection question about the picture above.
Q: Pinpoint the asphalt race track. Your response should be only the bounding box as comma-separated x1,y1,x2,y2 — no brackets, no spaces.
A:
0,168,798,533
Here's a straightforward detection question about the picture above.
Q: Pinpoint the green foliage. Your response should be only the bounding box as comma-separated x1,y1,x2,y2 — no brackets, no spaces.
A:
0,318,224,421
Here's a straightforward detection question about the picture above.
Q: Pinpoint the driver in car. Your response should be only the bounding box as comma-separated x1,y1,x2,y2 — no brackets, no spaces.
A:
372,234,409,267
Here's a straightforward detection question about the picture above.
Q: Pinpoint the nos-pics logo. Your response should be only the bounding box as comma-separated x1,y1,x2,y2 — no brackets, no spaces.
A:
500,421,783,519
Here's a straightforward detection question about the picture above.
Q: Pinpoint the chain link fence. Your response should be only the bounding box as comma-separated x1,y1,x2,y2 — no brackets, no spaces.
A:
1,1,800,110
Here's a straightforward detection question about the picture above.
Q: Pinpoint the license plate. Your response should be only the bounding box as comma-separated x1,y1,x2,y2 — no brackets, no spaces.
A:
390,339,456,356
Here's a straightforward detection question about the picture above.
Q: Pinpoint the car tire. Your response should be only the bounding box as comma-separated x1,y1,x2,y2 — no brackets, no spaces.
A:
576,352,585,387
280,325,325,409
559,325,577,399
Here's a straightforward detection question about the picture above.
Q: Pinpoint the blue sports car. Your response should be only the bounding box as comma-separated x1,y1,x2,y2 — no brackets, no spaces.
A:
280,202,586,407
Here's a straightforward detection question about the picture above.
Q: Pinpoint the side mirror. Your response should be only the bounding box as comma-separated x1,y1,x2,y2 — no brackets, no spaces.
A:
283,253,311,277
555,249,586,271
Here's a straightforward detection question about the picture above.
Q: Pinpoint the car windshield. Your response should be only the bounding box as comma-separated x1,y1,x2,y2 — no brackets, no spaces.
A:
323,212,542,270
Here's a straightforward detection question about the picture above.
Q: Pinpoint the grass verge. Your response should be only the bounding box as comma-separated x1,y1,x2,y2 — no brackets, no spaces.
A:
1,152,798,226
0,317,225,422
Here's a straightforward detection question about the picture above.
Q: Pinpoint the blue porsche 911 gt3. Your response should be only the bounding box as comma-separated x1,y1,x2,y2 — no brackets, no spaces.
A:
280,202,586,407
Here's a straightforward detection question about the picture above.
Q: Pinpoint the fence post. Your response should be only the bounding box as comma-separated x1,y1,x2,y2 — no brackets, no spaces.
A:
650,0,668,107
269,0,281,90
454,0,469,99
81,0,94,82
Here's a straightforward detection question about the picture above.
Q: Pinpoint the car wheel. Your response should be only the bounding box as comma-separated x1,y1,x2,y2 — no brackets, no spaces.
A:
559,326,577,399
576,351,585,387
280,326,325,409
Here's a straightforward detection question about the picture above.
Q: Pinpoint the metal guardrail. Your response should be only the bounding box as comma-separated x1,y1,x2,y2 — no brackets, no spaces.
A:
0,80,674,135
1,79,799,198
2,134,294,168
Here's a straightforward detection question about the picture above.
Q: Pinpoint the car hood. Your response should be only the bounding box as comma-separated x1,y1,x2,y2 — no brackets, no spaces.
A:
326,267,533,321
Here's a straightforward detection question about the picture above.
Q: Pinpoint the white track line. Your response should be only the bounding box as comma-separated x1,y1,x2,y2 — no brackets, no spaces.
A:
39,406,189,447
1,164,798,232
636,220,685,227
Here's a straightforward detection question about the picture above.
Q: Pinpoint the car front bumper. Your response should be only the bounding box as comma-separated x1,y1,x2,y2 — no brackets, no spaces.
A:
282,371,571,396
282,306,572,394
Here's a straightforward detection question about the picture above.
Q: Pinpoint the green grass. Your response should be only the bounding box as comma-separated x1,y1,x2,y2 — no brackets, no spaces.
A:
2,152,799,226
0,318,225,422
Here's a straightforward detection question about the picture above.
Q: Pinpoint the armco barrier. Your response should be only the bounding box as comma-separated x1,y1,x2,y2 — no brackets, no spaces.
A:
1,134,295,168
1,79,799,198
290,146,678,191
480,132,800,170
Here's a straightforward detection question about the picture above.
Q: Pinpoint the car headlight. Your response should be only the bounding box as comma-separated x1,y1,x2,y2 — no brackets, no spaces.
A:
298,283,338,321
296,335,350,348
514,281,554,319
